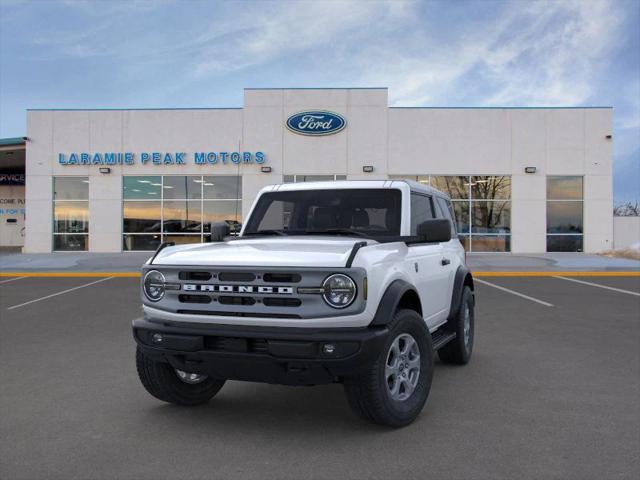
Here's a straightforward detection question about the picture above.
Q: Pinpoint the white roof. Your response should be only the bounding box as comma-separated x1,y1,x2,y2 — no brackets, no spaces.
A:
261,179,449,199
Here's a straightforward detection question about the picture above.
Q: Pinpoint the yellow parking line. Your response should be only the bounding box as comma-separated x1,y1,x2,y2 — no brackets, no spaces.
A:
0,271,638,278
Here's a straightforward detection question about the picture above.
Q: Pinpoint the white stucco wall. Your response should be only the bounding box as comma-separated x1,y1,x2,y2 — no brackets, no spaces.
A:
613,216,640,250
24,88,613,253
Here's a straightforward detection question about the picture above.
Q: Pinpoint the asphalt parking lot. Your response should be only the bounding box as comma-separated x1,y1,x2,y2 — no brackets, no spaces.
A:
1,274,638,480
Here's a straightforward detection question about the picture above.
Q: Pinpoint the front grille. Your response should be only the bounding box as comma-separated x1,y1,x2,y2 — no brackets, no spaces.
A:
219,296,256,306
218,272,256,282
176,309,301,319
263,297,302,307
179,271,212,281
204,336,270,353
263,273,301,283
179,294,211,304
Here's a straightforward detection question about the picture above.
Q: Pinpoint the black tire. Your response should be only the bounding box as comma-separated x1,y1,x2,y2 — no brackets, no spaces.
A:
343,309,434,428
136,347,225,406
438,286,474,365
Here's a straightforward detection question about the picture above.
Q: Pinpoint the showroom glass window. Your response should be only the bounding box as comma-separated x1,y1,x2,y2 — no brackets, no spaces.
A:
122,176,241,251
546,176,583,252
283,174,347,183
390,175,511,252
53,177,89,251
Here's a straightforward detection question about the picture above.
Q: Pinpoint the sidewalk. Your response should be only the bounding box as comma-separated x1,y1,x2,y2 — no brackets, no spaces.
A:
1,250,638,274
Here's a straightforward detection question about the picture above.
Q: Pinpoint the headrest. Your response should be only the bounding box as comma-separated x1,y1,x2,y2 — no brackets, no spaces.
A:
385,209,400,231
352,209,370,228
311,207,335,230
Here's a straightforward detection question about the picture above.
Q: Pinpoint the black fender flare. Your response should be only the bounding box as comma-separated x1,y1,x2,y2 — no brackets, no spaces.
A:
448,265,475,321
369,279,420,327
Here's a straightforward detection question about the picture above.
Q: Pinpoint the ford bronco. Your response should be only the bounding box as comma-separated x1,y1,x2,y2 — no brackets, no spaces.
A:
133,180,475,427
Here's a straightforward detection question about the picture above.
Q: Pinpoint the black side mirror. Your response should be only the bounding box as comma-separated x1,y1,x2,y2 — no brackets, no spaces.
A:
417,219,452,243
209,222,231,242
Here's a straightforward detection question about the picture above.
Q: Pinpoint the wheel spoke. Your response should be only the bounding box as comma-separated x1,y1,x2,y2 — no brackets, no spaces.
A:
385,333,421,402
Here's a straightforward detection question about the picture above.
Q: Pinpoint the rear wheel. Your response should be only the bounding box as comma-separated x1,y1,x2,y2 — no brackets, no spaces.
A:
438,286,474,365
343,309,434,427
136,347,225,406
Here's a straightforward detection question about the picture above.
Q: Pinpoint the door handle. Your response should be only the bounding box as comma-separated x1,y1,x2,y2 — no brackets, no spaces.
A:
441,258,451,266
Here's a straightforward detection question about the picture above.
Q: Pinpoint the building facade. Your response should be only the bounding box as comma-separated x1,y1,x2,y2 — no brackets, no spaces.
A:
21,88,613,253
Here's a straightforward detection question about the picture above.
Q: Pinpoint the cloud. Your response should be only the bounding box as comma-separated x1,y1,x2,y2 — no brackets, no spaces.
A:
356,0,624,107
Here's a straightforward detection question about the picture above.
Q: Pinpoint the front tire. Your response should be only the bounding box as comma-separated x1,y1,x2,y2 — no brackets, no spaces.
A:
343,309,434,427
438,286,474,365
136,347,225,406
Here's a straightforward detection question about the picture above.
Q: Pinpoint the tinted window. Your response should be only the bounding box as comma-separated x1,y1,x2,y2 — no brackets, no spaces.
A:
245,189,402,236
410,193,434,234
436,197,457,236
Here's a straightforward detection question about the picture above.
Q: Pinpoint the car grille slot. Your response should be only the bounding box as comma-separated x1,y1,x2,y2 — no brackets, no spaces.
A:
263,297,302,307
179,271,212,281
176,309,301,319
218,272,256,282
263,273,301,283
178,294,211,304
218,296,256,306
203,336,270,354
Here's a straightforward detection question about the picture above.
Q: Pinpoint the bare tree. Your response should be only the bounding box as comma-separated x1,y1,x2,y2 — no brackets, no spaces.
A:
613,201,639,216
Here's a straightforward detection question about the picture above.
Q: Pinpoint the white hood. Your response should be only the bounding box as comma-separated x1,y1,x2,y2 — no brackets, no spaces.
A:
152,236,370,268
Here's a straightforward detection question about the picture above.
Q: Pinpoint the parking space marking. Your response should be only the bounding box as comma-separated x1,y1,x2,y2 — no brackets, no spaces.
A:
554,276,640,297
475,278,554,307
0,276,27,285
6,277,115,310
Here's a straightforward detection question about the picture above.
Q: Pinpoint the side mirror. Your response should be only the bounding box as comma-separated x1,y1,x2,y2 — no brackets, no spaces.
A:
417,219,451,243
209,222,231,242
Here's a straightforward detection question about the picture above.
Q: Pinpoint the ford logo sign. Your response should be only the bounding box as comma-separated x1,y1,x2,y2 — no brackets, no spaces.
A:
286,111,346,136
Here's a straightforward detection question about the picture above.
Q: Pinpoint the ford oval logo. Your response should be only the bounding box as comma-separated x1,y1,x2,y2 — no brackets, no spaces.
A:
286,111,346,136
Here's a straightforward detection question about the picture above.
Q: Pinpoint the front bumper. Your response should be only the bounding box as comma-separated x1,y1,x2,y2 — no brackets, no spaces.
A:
133,317,390,386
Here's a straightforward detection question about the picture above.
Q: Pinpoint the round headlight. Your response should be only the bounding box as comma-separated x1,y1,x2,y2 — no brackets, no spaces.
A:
322,274,357,309
143,270,166,302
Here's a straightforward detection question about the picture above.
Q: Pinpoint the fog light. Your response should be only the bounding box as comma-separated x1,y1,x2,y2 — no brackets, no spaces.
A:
151,333,163,344
323,343,336,354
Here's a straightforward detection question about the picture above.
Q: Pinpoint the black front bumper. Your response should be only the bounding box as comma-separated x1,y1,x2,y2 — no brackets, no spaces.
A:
133,317,390,386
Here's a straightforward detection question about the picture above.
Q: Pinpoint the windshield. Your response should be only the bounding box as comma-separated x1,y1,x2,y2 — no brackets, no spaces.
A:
243,189,402,237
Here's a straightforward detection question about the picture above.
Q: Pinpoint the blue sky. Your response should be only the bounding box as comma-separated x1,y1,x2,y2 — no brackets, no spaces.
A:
1,0,638,203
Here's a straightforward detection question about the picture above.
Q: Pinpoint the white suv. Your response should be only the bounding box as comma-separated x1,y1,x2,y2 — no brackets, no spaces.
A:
133,180,475,427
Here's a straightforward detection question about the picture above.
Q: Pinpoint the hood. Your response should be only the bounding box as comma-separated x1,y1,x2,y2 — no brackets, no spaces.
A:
152,236,371,268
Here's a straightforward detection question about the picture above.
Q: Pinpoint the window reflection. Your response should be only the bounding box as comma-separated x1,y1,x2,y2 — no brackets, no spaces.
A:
470,176,511,200
123,234,161,251
54,235,87,251
547,202,583,233
163,176,202,200
547,176,583,200
547,235,583,252
471,201,511,234
429,176,469,199
202,201,241,231
123,201,161,232
123,176,161,199
54,177,89,200
54,201,89,233
163,200,202,233
203,176,242,199
471,235,511,252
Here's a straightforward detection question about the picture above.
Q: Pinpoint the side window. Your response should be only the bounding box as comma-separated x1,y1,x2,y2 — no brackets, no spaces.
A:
436,197,457,237
410,193,435,234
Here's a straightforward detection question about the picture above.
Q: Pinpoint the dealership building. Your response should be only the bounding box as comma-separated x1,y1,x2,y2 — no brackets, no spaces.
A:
0,88,614,253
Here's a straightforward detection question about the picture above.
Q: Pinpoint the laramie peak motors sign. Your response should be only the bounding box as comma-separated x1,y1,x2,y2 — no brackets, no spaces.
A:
286,111,346,136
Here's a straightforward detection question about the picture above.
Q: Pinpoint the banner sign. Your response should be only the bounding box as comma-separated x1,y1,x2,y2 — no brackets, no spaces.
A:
58,151,265,166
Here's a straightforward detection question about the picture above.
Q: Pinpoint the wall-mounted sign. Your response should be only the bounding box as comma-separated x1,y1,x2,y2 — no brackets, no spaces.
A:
57,151,265,166
286,111,346,136
0,173,25,185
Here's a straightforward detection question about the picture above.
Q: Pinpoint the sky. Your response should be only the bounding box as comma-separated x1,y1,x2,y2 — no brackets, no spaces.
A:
0,0,638,203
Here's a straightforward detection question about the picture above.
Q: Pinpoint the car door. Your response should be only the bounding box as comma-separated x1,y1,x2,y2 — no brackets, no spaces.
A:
404,192,451,327
434,196,460,303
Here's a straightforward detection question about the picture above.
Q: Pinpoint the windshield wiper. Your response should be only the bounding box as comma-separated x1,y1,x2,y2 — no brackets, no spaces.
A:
304,229,370,238
243,229,287,236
